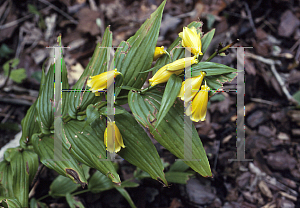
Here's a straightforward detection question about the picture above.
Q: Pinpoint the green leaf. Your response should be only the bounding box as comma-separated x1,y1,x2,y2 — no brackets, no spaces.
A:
31,71,42,83
168,160,190,172
115,187,137,208
91,107,167,185
36,63,54,134
49,175,80,197
61,51,70,117
192,62,237,76
0,161,14,197
81,164,90,180
293,90,300,106
66,193,85,208
98,106,127,116
30,198,47,208
165,171,193,184
119,180,139,188
20,101,40,148
204,72,237,97
0,44,14,59
62,120,121,184
155,74,182,129
67,27,112,118
21,149,39,185
32,134,88,186
206,14,215,30
128,89,212,177
3,59,19,72
210,93,225,102
10,150,29,207
114,0,166,93
88,170,114,193
200,29,215,59
82,104,100,130
10,68,27,83
28,4,40,15
0,197,22,208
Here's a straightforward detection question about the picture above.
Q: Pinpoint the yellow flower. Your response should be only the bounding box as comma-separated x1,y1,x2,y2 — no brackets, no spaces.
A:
87,69,121,96
179,27,203,57
153,46,167,61
186,82,210,122
104,121,125,153
149,57,198,86
178,72,206,103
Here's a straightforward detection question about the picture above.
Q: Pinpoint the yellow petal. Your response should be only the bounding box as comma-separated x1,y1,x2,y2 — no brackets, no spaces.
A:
165,56,198,72
87,69,121,95
178,72,206,102
104,122,125,153
149,66,183,86
179,27,203,57
153,46,167,61
186,84,210,122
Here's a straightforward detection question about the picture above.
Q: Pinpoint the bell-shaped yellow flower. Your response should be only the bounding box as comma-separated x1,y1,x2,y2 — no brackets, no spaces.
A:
178,72,206,103
153,46,167,61
104,121,125,153
149,57,198,86
186,82,210,122
179,27,203,57
87,69,121,96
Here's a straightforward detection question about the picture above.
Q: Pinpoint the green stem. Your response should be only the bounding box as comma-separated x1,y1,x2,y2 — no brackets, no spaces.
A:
63,116,72,123
205,39,239,62
37,194,50,201
141,85,155,94
72,189,90,196
116,95,128,100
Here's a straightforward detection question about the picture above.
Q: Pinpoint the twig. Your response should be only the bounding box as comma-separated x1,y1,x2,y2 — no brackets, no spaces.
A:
205,39,239,62
0,62,12,90
250,98,277,106
0,97,33,106
0,14,34,30
38,0,78,24
246,52,299,105
1,106,14,123
30,164,45,191
244,2,257,34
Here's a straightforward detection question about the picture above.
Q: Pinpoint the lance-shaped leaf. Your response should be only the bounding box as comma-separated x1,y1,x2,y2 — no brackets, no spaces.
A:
155,74,182,129
91,106,167,185
22,149,39,185
30,198,47,208
165,171,193,184
61,51,69,117
62,120,121,184
66,193,85,208
0,161,14,197
128,89,212,177
192,62,237,76
115,187,137,208
36,63,54,134
114,0,166,92
10,150,29,207
88,170,114,193
154,21,203,74
67,27,112,118
199,29,215,60
20,101,40,148
205,72,237,97
0,197,22,208
49,175,80,197
32,134,87,186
